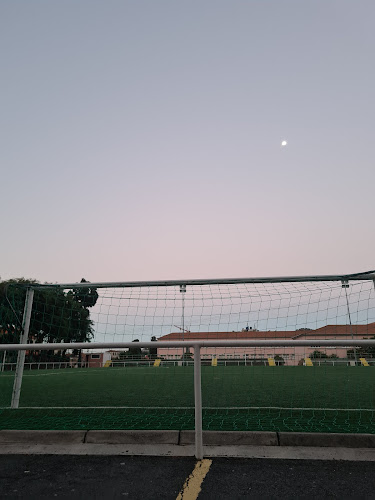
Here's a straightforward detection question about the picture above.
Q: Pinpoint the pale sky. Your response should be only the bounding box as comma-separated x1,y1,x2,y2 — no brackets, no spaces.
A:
1,0,374,285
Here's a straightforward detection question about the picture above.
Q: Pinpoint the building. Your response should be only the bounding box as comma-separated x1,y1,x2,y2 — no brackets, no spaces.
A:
157,323,375,365
81,351,112,368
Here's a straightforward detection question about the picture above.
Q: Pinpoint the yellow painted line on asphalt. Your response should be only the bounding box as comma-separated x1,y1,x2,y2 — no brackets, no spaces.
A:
176,459,212,500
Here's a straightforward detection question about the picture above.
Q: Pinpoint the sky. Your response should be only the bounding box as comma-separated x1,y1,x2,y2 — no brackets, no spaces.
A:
1,0,375,285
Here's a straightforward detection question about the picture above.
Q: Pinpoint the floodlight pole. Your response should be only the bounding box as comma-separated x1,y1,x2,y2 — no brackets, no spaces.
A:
11,288,34,408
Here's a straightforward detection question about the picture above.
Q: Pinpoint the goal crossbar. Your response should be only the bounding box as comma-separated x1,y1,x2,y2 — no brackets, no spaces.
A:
1,339,375,351
28,270,375,290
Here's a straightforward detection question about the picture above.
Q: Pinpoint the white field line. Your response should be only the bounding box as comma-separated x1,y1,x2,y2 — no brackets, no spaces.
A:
0,406,374,411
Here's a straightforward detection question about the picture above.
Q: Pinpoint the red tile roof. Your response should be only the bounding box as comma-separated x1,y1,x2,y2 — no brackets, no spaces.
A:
315,323,375,334
159,331,296,341
158,323,375,341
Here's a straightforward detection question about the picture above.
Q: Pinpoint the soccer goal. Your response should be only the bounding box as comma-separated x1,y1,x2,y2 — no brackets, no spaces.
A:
1,271,375,454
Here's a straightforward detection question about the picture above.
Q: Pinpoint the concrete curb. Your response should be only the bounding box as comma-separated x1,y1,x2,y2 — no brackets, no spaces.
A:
0,430,86,444
278,432,375,448
180,430,278,446
85,430,179,445
1,430,375,449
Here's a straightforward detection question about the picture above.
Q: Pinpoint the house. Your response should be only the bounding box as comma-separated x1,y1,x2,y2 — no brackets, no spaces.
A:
157,323,375,365
81,351,112,368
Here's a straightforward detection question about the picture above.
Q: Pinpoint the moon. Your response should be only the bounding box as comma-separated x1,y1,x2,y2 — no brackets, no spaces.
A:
281,140,287,146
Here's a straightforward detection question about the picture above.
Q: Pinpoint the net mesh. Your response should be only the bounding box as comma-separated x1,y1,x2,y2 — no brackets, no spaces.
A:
1,278,375,433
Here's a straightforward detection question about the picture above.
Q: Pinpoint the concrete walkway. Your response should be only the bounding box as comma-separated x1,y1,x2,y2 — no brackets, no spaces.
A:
1,430,375,461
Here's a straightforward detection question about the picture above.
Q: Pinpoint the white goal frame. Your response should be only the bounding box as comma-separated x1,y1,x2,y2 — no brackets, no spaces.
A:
2,270,375,459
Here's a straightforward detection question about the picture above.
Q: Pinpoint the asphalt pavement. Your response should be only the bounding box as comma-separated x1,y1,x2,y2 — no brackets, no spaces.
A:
1,455,375,499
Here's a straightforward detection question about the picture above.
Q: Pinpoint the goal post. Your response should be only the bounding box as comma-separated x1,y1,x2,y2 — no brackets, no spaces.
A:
1,271,375,440
11,287,34,409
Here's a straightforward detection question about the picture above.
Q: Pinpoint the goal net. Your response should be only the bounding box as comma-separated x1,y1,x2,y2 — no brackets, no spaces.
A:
1,273,375,434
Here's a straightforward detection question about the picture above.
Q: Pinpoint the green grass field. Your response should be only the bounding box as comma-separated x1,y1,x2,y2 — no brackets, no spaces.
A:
1,366,375,433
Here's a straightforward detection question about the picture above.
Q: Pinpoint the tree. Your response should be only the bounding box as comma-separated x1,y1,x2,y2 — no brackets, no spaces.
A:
128,339,142,358
72,279,99,308
274,354,285,366
347,337,375,359
149,336,158,359
311,350,338,360
310,350,328,359
70,279,98,364
0,278,96,363
181,349,193,360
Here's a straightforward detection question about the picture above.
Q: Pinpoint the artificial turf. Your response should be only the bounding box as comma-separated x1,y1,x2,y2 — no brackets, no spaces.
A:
1,366,374,433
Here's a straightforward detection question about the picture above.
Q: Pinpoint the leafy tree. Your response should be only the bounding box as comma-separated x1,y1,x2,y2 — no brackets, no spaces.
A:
311,350,338,359
347,337,375,359
274,354,285,366
128,339,142,358
72,279,99,308
0,278,96,363
116,340,145,361
181,349,193,360
149,336,158,359
310,350,325,359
